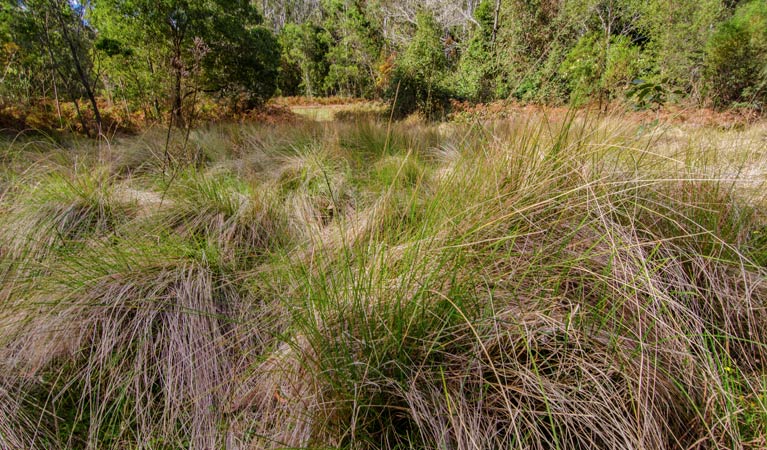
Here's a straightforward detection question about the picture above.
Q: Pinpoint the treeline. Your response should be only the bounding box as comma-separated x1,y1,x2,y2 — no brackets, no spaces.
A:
272,0,767,117
1,0,279,134
1,0,766,131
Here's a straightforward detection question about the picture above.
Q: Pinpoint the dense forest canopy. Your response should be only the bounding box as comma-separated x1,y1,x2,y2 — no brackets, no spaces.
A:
1,0,766,130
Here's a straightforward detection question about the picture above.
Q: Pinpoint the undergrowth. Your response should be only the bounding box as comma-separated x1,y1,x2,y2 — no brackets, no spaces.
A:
0,115,766,449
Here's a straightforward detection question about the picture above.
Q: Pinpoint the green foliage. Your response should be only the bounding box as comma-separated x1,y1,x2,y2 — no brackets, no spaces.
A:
94,0,280,119
203,25,281,108
3,0,767,127
277,23,330,97
321,0,383,97
559,32,643,103
0,2,43,104
625,78,682,110
88,2,165,118
704,0,767,108
452,0,496,101
4,0,102,131
495,0,577,102
94,37,133,57
387,12,450,119
705,22,757,106
636,0,724,95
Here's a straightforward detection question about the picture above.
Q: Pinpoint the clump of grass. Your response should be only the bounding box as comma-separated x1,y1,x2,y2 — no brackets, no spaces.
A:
110,129,169,175
228,122,324,176
337,119,442,166
1,115,767,449
369,154,428,191
0,169,137,265
231,115,767,449
340,153,434,245
0,236,283,448
186,124,242,164
151,168,289,265
110,125,236,175
273,146,356,239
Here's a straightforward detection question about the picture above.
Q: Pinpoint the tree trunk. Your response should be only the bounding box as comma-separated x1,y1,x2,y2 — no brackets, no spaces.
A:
48,0,102,134
492,0,501,43
172,63,185,128
147,57,161,119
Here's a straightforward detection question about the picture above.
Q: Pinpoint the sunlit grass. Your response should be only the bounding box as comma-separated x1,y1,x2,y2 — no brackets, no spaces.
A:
0,113,766,449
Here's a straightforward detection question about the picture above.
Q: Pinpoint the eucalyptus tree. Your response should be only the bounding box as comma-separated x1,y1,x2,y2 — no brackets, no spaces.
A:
94,0,280,127
259,0,323,32
388,12,450,119
278,22,330,97
321,0,384,97
453,0,497,101
635,0,725,97
6,0,102,134
376,0,477,46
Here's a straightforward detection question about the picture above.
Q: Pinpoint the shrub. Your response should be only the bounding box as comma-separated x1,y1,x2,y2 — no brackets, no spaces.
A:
705,0,767,108
386,13,450,120
0,170,136,265
277,23,330,97
559,33,643,104
452,0,496,102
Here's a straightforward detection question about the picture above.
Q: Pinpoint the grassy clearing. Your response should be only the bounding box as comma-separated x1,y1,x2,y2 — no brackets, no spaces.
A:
0,113,766,449
287,101,388,123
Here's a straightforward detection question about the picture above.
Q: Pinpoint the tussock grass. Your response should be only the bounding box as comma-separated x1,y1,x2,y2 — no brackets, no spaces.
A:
1,114,766,449
151,169,288,265
0,169,137,270
272,146,355,240
1,238,284,448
